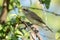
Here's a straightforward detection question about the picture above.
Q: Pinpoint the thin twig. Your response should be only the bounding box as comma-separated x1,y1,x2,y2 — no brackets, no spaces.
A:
22,22,43,40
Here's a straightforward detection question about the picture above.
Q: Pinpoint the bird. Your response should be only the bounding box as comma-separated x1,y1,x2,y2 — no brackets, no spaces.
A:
22,8,53,32
22,8,45,25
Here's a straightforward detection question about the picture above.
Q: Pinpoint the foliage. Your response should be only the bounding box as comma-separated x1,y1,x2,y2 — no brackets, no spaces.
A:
0,0,31,40
40,0,51,9
0,0,60,40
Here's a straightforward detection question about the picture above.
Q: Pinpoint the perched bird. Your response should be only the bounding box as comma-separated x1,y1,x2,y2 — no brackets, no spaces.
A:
22,8,53,32
22,8,45,25
20,0,46,26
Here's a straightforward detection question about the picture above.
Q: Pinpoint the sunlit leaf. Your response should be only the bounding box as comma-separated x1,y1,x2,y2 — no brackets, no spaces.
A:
0,24,3,30
0,0,3,6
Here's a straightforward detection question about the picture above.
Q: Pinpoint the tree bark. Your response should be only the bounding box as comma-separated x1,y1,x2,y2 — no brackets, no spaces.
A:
0,0,10,24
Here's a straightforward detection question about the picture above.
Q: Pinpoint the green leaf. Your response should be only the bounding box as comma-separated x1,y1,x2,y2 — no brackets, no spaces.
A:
15,29,23,36
10,0,13,2
0,0,3,6
9,4,13,10
0,24,3,30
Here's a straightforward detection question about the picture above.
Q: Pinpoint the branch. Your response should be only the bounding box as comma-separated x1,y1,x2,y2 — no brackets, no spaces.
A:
21,21,43,40
0,0,10,24
31,25,43,40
